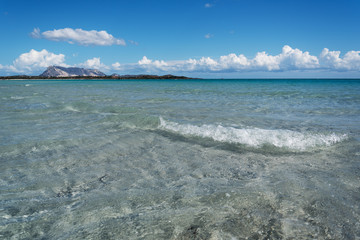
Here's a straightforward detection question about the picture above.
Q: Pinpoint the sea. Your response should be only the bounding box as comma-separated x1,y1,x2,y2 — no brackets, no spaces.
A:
0,79,359,239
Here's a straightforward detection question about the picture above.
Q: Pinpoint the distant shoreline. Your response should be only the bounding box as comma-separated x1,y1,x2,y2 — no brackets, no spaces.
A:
1,77,360,80
0,74,198,80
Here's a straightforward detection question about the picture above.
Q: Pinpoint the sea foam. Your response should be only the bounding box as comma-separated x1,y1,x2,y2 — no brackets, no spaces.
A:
159,117,347,151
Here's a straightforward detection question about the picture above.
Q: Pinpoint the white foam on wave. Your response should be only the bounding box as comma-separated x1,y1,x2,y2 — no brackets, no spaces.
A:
64,105,81,112
10,96,25,100
159,117,347,151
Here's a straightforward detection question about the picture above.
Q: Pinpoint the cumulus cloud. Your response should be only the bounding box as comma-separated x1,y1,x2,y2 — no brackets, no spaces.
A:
126,46,321,73
204,33,213,39
219,53,250,70
138,56,152,65
320,48,343,69
205,3,213,8
31,28,126,46
107,46,360,74
78,57,108,70
320,48,360,70
343,51,360,69
1,49,110,74
11,49,67,73
2,46,360,75
252,51,280,71
112,62,121,70
250,46,319,71
279,45,319,69
136,56,169,72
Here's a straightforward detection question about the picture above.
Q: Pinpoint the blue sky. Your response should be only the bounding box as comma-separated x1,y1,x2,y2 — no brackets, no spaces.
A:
1,0,360,77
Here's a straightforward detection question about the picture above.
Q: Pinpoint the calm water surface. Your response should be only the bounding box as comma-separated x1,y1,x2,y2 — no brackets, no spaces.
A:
0,79,359,239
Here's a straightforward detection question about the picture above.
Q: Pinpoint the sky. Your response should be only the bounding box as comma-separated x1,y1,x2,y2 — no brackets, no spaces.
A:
0,0,360,78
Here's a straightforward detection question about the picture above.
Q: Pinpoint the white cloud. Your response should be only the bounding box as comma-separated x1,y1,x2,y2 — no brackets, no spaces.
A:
320,48,360,70
113,46,359,74
78,57,108,70
250,46,319,71
136,56,169,72
205,33,213,39
138,56,152,65
279,45,319,69
343,51,360,70
1,50,109,74
205,3,213,8
320,48,344,69
112,62,121,70
219,53,250,70
252,51,280,71
12,49,67,73
2,46,360,76
31,28,126,46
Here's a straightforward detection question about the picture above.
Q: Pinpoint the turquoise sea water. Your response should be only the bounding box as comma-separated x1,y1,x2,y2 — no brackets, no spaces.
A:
0,79,359,239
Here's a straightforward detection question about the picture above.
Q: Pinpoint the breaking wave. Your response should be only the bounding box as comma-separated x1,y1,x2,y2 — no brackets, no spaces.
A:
159,117,347,151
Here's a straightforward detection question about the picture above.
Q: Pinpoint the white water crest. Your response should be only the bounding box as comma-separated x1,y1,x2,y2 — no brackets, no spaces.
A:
159,117,347,151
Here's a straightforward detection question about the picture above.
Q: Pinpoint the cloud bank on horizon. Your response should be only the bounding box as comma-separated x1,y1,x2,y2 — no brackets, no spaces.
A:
31,28,126,46
1,46,360,76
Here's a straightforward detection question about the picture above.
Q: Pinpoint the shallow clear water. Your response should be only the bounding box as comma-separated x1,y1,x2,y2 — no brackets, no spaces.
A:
0,79,359,239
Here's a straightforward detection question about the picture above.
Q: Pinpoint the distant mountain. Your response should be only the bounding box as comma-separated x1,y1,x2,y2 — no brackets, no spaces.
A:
40,66,106,77
0,67,197,79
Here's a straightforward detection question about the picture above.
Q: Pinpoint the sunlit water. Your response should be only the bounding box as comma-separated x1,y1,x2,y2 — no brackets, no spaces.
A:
1,79,359,239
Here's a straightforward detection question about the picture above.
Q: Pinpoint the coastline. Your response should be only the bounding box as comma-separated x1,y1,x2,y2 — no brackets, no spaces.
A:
0,74,198,80
1,76,360,81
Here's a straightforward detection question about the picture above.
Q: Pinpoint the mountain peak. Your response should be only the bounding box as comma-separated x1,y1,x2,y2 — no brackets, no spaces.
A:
40,66,106,77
